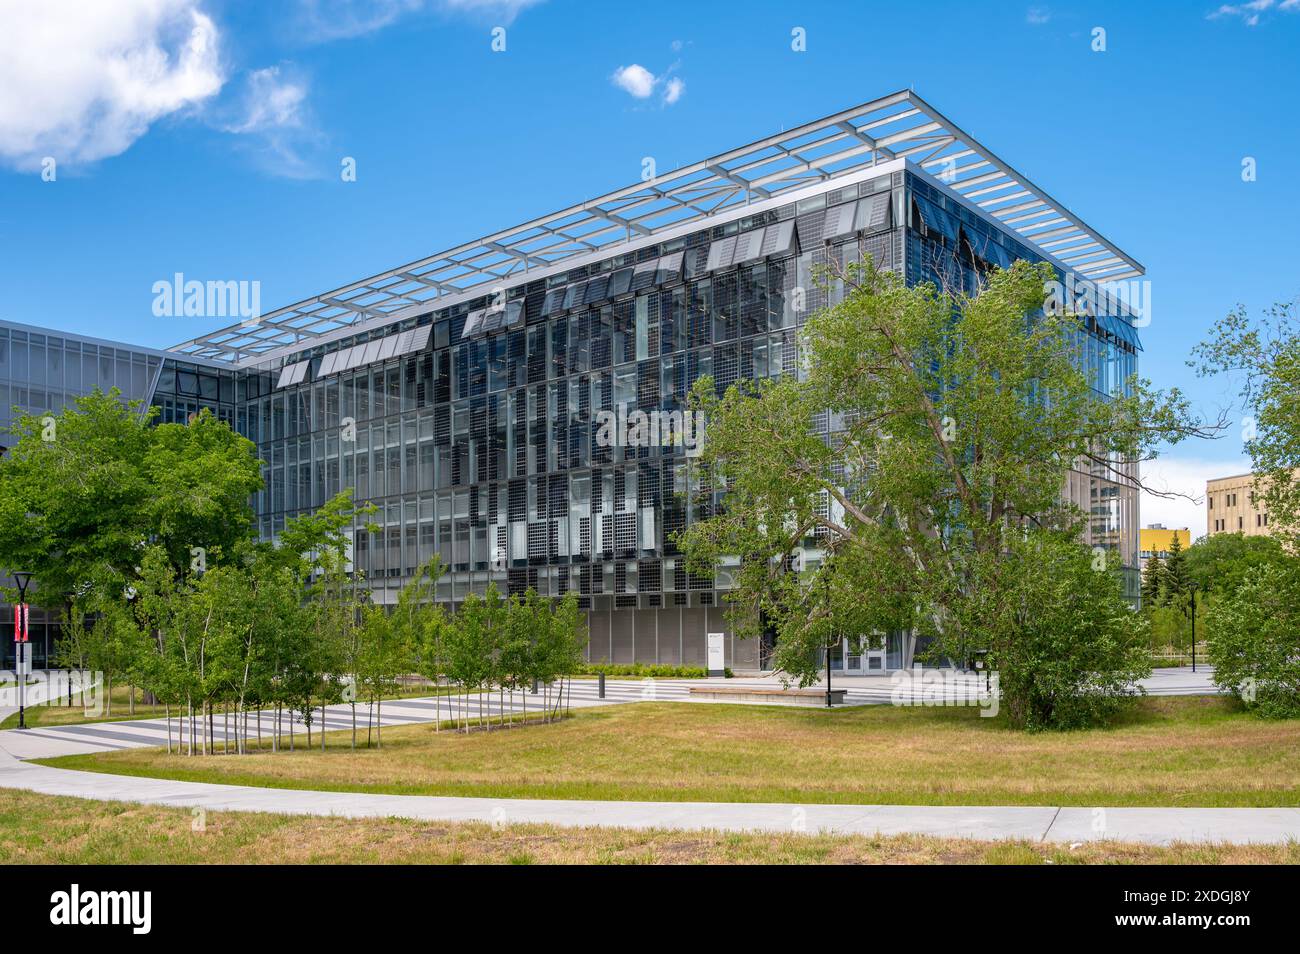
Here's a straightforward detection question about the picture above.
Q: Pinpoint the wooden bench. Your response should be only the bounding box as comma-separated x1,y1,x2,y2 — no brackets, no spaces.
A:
688,685,847,706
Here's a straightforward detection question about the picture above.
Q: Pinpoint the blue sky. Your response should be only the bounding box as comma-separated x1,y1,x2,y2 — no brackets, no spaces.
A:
2,0,1298,533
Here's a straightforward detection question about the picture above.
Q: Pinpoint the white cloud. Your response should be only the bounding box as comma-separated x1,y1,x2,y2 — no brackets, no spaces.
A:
611,62,686,107
611,64,657,99
218,65,320,178
0,0,225,170
1026,7,1051,25
224,67,308,135
296,0,543,40
1206,0,1299,26
440,0,544,21
1140,455,1252,542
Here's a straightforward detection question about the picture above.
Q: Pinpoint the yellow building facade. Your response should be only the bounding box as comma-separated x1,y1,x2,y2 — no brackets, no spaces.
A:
1138,525,1189,572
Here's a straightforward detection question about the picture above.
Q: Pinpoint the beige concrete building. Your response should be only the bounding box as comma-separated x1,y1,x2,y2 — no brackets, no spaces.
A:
1206,472,1285,537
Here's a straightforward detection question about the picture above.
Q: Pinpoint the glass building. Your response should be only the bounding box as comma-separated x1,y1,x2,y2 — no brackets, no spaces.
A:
3,90,1143,674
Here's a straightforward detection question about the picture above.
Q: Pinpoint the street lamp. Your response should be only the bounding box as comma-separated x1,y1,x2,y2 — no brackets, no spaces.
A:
1189,583,1198,674
12,571,32,730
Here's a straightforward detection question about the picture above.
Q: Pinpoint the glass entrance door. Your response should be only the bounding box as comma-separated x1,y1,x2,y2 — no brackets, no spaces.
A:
842,635,887,674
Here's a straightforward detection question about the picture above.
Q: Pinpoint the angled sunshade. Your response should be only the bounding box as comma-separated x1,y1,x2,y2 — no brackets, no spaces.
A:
914,196,959,241
731,229,766,265
541,287,567,317
854,191,892,232
583,275,609,304
607,267,633,297
461,309,487,339
502,300,524,328
562,281,585,311
630,256,659,292
655,250,685,283
823,202,858,240
705,235,737,272
759,219,797,258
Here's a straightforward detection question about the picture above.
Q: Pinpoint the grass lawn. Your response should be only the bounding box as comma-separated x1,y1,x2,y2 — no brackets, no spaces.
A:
0,788,1293,865
40,695,1300,808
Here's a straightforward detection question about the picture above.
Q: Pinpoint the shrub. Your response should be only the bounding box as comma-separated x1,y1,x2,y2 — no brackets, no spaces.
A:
577,663,709,679
1205,561,1300,719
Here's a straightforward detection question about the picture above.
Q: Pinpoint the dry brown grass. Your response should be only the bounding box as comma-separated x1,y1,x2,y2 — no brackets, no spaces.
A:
45,695,1300,808
0,788,1294,865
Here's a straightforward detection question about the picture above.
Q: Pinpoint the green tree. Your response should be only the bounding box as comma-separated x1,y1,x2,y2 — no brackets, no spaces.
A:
1205,561,1300,718
1183,532,1286,596
1161,532,1190,606
1140,553,1165,607
1193,300,1300,534
445,584,506,731
680,258,1208,728
0,394,260,608
972,531,1152,730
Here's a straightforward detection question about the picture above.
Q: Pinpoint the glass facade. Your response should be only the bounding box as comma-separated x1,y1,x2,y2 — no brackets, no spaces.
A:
1,164,1143,672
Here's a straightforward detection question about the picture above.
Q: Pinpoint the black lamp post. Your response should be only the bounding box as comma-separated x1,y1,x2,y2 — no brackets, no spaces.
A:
1189,584,1198,674
825,635,834,708
12,572,32,730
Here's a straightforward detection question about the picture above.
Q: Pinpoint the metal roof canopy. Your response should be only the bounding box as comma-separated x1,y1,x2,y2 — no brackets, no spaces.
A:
169,89,1143,365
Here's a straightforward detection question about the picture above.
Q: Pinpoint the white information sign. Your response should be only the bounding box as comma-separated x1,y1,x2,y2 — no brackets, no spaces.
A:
706,632,725,676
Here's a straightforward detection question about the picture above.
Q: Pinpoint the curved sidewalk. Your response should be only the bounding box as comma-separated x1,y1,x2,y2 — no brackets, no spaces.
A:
1,751,1295,846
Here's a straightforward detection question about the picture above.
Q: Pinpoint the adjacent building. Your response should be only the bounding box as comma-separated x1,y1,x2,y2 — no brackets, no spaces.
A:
1206,471,1296,537
2,90,1145,674
1138,524,1189,573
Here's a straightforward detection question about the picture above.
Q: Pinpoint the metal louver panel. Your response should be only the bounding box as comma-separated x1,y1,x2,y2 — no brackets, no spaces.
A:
760,219,797,257
854,191,892,232
541,287,567,317
655,250,685,284
607,267,633,297
562,282,585,311
915,196,959,241
583,275,609,304
732,228,766,265
705,234,738,272
824,202,858,240
461,309,487,339
630,257,658,292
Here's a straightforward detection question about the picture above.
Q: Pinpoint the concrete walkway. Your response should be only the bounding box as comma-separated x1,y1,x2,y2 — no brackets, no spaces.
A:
0,749,1294,845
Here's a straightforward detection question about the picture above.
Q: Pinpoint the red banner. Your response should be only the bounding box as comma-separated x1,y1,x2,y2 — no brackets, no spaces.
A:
13,603,28,643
